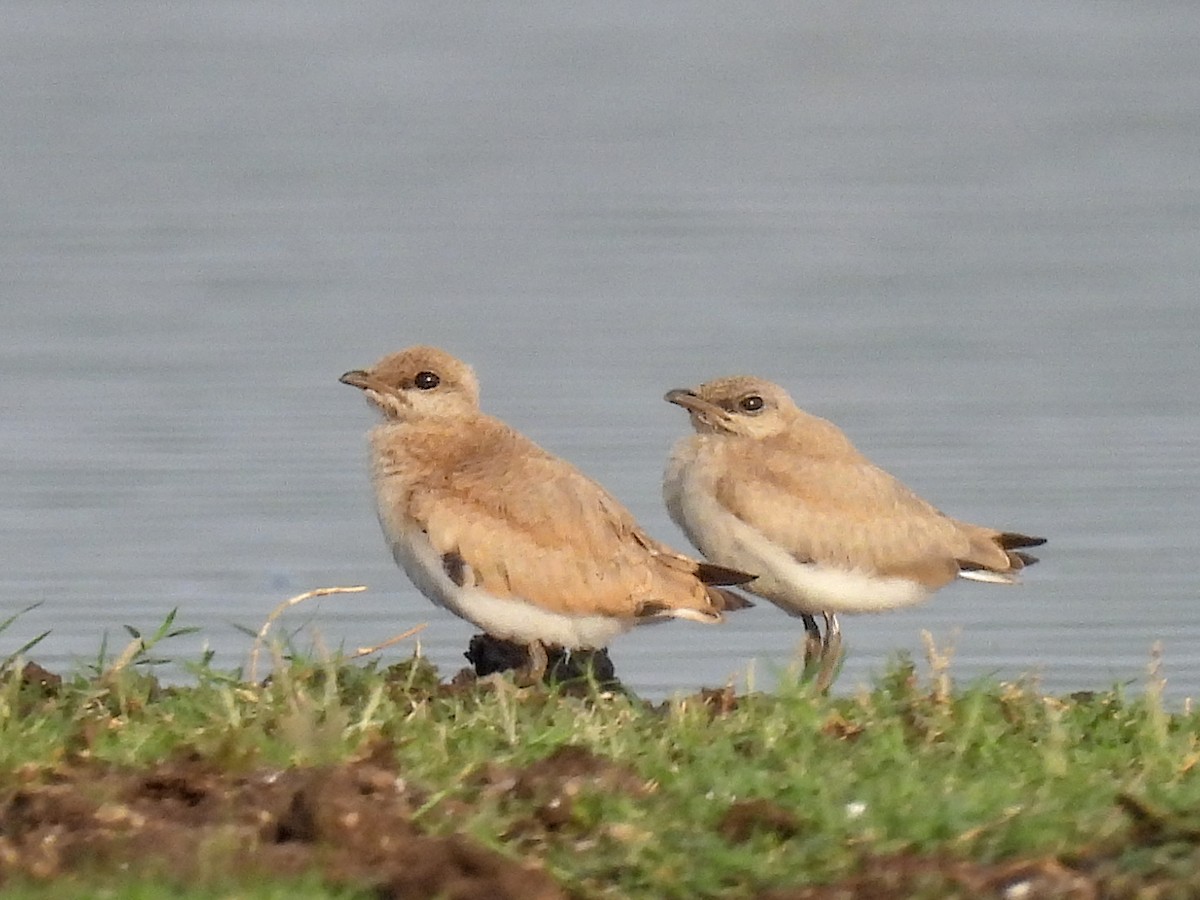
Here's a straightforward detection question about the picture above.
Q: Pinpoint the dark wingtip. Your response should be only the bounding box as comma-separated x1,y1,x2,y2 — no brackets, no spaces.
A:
696,562,757,586
997,532,1047,550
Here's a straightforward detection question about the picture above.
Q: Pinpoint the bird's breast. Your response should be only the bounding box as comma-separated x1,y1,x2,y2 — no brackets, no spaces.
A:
663,439,734,560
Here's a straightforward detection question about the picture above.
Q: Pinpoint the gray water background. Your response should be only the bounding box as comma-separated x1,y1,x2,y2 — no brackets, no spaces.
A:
2,3,1197,698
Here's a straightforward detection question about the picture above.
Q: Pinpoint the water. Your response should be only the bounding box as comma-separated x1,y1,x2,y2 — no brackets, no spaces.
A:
2,2,1197,698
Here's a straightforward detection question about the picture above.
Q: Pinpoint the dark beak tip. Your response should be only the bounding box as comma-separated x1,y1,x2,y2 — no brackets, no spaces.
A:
339,369,368,388
664,388,695,405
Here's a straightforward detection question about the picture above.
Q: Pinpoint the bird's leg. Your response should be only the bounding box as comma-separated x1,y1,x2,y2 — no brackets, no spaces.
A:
813,612,843,693
822,612,841,656
800,613,823,675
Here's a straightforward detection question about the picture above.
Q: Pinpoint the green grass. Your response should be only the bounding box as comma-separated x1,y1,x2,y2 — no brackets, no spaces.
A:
1,610,1199,898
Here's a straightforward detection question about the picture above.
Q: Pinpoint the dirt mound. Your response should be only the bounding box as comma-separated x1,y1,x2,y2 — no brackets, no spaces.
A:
0,745,566,899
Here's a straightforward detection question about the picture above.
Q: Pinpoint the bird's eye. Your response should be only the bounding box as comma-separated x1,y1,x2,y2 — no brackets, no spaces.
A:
414,371,440,390
739,394,765,413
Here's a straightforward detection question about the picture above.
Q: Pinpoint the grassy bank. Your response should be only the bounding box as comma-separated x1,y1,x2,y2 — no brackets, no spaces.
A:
0,607,1198,898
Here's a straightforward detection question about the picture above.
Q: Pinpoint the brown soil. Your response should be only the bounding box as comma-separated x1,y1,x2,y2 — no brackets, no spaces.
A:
0,741,567,899
0,738,1134,900
2,655,1190,899
759,855,1097,899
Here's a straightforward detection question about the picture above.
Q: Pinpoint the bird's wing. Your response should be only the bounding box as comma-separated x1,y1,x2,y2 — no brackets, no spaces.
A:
713,443,985,583
405,440,725,621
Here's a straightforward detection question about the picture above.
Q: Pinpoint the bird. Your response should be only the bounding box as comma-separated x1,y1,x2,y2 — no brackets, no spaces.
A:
663,375,1045,689
339,345,752,683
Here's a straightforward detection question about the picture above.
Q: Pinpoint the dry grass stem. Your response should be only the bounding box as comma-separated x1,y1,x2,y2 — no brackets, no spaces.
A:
1146,640,1166,695
101,635,150,682
921,629,958,705
349,623,428,661
248,586,367,682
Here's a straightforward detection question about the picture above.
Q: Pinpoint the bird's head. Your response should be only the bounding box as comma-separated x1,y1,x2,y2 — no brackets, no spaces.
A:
665,376,796,439
340,345,481,422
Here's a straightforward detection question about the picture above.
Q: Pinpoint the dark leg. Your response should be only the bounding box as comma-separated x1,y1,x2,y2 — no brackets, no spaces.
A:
801,613,823,673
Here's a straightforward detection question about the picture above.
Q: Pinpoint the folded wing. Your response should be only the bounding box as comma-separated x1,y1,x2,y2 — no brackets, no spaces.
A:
409,443,746,622
714,444,1042,587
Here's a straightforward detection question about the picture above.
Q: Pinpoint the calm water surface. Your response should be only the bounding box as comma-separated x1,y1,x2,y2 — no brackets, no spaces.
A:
2,3,1198,698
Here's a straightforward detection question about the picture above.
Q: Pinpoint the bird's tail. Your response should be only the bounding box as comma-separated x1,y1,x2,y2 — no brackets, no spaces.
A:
997,532,1047,569
958,532,1047,583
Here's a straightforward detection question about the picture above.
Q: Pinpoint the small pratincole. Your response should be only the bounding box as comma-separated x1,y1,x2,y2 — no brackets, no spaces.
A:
663,375,1045,688
340,345,752,681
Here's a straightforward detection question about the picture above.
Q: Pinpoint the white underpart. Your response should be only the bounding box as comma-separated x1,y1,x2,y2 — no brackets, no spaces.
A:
957,568,1017,585
383,519,631,649
665,458,929,615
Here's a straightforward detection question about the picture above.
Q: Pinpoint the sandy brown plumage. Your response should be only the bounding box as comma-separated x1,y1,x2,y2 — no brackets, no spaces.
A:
663,374,1045,685
704,430,1038,589
341,346,750,665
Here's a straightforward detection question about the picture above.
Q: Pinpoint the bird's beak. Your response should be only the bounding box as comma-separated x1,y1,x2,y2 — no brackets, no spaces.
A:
665,388,709,413
339,369,373,390
665,387,734,433
340,368,408,405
